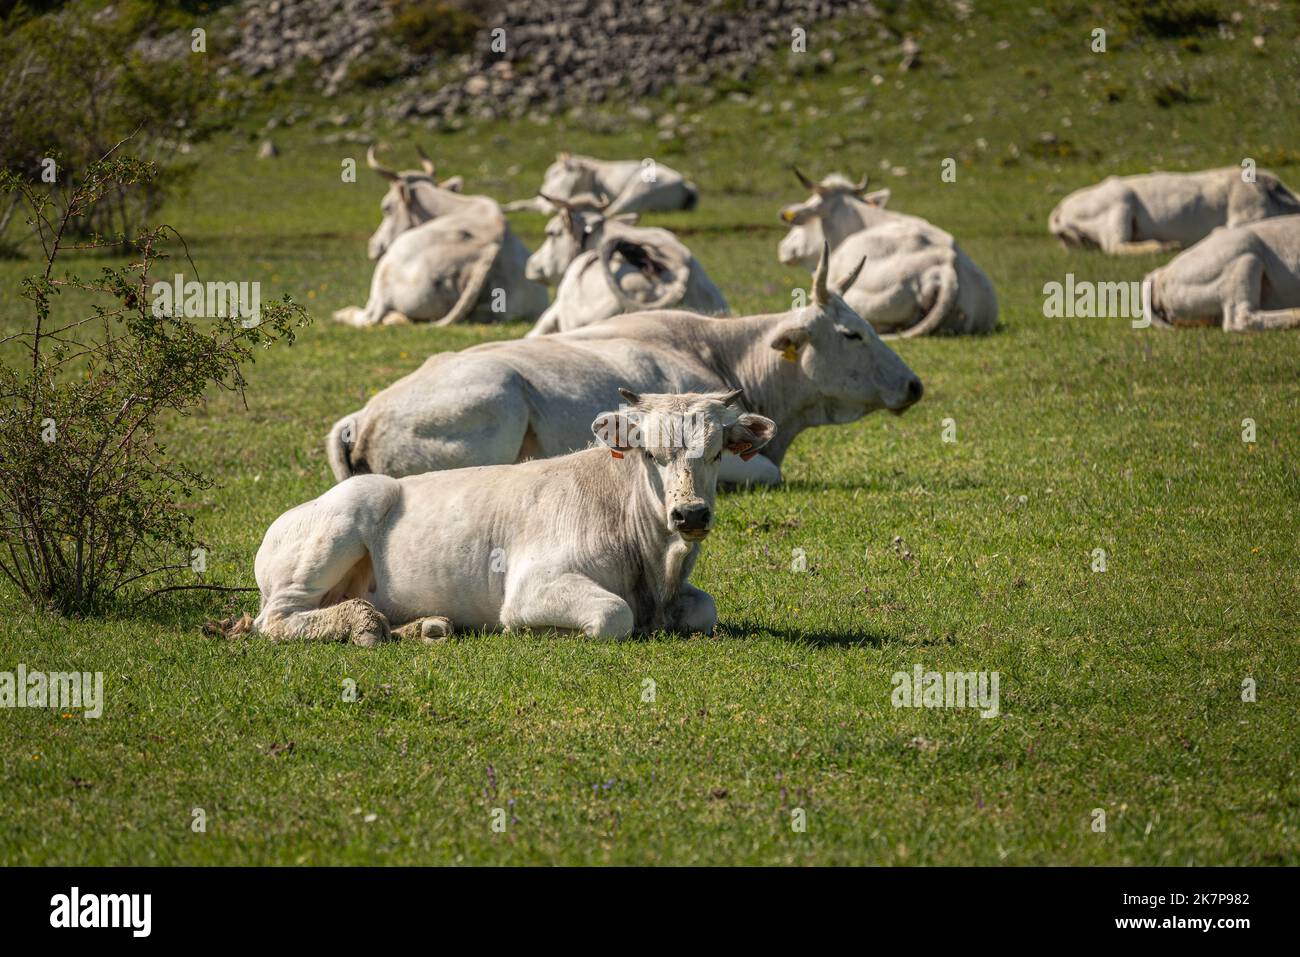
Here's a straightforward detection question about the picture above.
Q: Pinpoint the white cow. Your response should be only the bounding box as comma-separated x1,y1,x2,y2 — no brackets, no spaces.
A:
237,391,775,643
362,146,466,260
1049,167,1300,256
333,147,548,327
1143,215,1300,332
505,152,699,216
327,244,923,487
779,171,998,337
524,194,728,336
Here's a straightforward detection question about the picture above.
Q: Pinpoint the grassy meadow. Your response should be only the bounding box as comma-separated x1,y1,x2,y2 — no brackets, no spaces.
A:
1,0,1297,864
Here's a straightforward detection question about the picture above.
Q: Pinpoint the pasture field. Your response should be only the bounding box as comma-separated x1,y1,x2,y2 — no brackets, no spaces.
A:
1,1,1298,865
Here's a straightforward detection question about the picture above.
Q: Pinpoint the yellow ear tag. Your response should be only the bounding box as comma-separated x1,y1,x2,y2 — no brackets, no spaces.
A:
610,449,624,459
782,344,798,362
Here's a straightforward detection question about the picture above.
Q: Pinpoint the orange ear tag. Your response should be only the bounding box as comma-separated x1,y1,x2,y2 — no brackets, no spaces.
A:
782,344,798,362
610,450,624,459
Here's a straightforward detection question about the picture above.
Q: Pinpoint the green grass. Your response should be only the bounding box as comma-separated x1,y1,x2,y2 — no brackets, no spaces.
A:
1,0,1298,864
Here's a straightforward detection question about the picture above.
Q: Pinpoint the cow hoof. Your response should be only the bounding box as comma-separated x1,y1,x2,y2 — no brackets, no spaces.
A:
395,616,454,644
344,600,391,646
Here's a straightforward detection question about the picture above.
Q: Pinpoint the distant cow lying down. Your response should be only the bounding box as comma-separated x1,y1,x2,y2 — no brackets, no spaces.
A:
1049,167,1300,256
238,391,775,643
524,193,728,336
778,170,997,337
1143,215,1300,332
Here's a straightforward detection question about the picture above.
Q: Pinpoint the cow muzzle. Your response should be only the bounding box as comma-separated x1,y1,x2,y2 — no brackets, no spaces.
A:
670,502,713,541
888,376,924,414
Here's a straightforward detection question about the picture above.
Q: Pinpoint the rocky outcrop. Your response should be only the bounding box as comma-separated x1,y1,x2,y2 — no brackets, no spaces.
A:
197,0,883,115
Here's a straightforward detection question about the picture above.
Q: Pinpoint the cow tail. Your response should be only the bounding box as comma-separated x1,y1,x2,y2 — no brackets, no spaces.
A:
434,242,501,327
900,266,959,338
327,416,356,481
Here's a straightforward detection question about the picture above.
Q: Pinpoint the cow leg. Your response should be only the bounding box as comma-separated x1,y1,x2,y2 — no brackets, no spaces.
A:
1237,308,1300,332
1112,240,1181,256
1220,255,1266,332
252,485,398,645
718,452,781,486
668,583,717,636
503,572,635,639
256,598,391,646
393,616,454,643
332,306,370,326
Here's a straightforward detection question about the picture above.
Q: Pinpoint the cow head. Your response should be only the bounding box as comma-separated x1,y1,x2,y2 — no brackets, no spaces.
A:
770,242,923,418
591,390,776,542
1047,182,1111,251
366,145,465,260
778,169,891,266
539,151,600,205
525,192,633,283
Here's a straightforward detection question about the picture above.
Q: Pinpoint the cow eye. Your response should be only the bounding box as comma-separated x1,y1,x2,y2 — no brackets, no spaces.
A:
841,329,863,341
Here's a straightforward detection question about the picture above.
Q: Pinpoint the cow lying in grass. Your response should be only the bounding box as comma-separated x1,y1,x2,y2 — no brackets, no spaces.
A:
1143,215,1300,332
1049,167,1300,256
778,170,998,337
332,147,548,327
524,193,728,336
327,244,922,487
238,391,774,643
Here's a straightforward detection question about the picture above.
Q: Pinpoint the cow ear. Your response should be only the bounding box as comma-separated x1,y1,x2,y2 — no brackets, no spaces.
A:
439,175,464,192
591,410,635,455
862,188,891,207
780,203,811,225
724,414,777,461
768,317,813,362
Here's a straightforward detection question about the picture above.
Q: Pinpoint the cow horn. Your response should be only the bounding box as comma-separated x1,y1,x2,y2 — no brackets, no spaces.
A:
836,257,867,295
792,166,817,192
854,173,870,193
720,389,744,407
617,387,642,406
813,241,832,306
367,145,399,181
415,144,436,176
538,191,571,211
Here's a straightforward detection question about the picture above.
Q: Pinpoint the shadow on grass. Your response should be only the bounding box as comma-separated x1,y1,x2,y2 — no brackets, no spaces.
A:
718,618,896,648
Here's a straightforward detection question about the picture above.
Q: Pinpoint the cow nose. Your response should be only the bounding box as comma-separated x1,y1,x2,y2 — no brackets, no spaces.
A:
905,377,924,405
671,504,712,531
